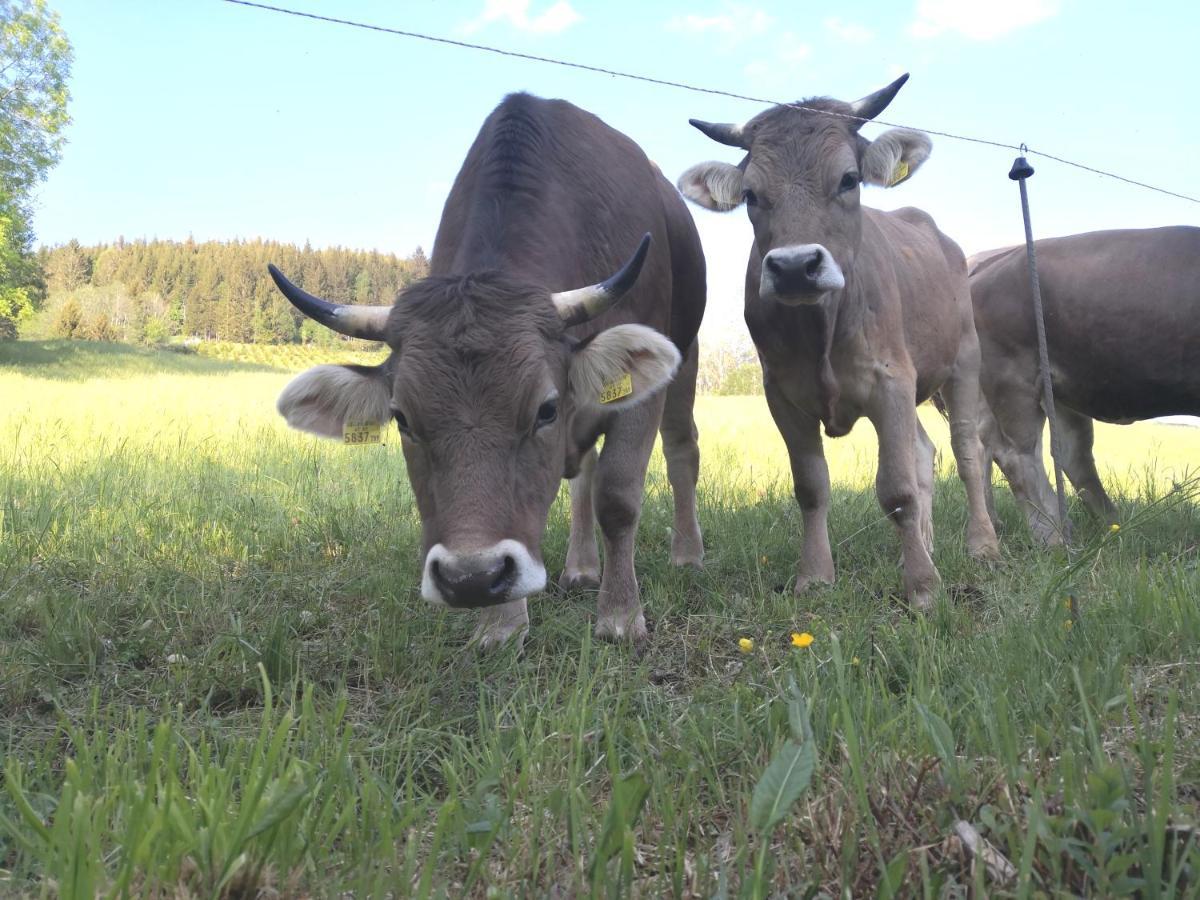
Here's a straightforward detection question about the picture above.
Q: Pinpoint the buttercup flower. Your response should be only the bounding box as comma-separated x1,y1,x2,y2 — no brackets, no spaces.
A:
1109,523,1120,533
851,657,861,666
738,637,754,653
791,632,814,648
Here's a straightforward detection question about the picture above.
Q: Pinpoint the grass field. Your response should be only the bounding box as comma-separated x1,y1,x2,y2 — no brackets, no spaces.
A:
2,339,1198,898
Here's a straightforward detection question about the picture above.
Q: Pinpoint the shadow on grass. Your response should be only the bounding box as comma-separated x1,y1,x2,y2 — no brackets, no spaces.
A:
0,340,283,380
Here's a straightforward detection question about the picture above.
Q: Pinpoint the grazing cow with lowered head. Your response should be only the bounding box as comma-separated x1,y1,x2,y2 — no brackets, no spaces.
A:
678,75,998,609
964,227,1200,543
271,93,706,647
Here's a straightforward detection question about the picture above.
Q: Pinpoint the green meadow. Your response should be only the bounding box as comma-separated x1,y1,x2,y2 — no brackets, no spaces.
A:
1,339,1198,898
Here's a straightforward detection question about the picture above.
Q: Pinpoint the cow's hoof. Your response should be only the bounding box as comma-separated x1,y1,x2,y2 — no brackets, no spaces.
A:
470,620,529,652
469,600,530,651
559,568,601,592
793,573,835,597
968,537,1002,562
670,533,705,569
670,551,704,570
908,590,936,613
595,610,648,644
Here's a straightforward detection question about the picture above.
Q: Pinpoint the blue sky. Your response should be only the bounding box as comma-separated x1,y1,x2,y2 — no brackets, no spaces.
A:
31,0,1200,334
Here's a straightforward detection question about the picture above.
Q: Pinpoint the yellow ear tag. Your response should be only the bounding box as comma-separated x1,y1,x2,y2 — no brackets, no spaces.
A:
599,372,633,404
343,420,385,446
888,160,910,187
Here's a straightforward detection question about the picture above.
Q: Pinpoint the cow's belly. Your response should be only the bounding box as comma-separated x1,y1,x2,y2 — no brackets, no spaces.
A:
1055,366,1200,422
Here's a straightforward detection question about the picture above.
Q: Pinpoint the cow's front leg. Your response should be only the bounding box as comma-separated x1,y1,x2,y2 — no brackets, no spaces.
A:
871,381,941,610
592,393,666,643
765,382,835,595
471,598,530,650
560,446,601,590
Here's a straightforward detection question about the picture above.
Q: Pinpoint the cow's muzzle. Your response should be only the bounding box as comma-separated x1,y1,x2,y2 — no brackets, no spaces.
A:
421,540,547,609
760,244,845,304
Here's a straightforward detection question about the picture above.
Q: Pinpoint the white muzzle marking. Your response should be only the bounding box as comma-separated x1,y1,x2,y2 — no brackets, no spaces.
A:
760,243,846,304
421,539,547,607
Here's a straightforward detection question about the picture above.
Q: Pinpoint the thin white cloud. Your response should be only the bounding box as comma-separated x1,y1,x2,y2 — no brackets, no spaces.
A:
461,0,581,35
742,33,810,89
667,4,774,39
824,17,874,44
908,0,1059,40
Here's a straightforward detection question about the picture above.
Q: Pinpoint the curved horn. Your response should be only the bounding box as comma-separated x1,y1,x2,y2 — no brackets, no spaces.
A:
551,234,652,327
267,264,391,342
849,72,910,125
689,118,749,149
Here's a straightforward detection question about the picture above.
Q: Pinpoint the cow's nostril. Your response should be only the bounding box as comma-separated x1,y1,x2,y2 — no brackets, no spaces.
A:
805,250,823,277
491,555,516,593
765,255,783,276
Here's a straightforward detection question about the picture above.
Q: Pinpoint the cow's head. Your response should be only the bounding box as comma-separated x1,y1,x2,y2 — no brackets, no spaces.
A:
269,236,681,609
678,74,932,305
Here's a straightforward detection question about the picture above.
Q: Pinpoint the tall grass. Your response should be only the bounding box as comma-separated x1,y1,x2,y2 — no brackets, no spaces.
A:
1,340,1198,896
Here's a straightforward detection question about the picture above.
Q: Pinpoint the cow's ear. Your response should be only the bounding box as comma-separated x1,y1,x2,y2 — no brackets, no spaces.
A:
861,128,932,188
277,364,391,439
569,324,682,412
677,161,745,211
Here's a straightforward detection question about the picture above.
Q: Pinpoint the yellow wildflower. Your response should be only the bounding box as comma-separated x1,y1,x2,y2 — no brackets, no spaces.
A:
1065,596,1073,610
791,632,814,648
1109,523,1120,533
738,637,754,653
851,657,861,666
1064,619,1073,630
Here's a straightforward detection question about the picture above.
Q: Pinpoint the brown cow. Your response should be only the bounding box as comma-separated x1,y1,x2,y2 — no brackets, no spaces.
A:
965,227,1200,544
678,75,998,608
271,93,706,647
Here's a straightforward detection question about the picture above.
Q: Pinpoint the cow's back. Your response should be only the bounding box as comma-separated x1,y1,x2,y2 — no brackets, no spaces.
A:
971,226,1200,420
860,206,972,401
430,93,704,351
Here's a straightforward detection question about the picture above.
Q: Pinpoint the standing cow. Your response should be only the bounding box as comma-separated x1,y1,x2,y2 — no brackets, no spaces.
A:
678,75,998,609
966,227,1200,544
271,93,706,647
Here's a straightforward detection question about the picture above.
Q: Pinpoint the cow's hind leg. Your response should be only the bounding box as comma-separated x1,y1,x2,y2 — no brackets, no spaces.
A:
592,392,667,643
941,344,1002,560
764,381,835,595
870,381,941,610
1058,406,1119,524
560,446,601,590
659,339,704,568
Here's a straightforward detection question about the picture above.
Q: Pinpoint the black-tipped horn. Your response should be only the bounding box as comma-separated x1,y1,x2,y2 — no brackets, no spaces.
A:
551,233,652,327
848,73,910,125
267,263,391,342
689,118,749,149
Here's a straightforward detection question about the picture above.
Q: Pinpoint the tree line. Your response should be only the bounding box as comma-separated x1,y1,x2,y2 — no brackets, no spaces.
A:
34,238,429,345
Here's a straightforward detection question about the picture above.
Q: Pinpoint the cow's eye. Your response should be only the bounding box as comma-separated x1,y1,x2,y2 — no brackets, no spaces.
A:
742,188,758,206
393,409,411,435
838,172,860,194
535,398,558,429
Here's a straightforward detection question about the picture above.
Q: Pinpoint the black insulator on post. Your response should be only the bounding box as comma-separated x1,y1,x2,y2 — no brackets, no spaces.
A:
1009,156,1035,180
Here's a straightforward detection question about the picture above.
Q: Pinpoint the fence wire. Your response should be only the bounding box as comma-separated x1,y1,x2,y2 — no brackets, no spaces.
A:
221,0,1199,206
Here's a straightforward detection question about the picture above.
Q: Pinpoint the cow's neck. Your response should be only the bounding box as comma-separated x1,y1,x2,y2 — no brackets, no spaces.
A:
752,270,866,436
